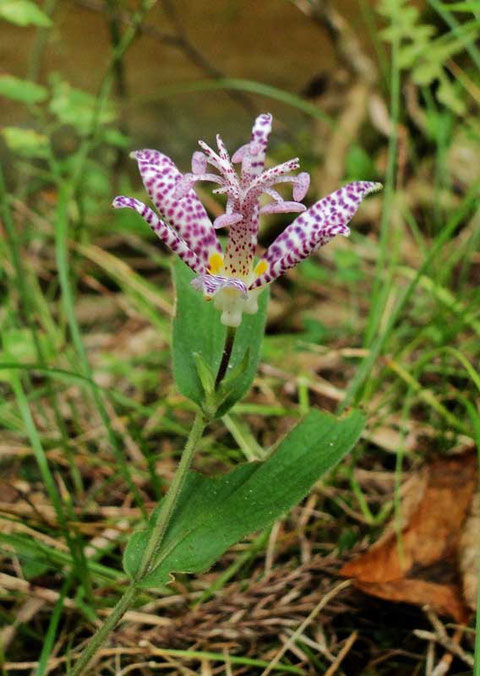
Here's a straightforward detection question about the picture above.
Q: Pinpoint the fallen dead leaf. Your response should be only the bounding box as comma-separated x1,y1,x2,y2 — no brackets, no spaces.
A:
353,580,469,624
459,491,480,611
340,452,477,623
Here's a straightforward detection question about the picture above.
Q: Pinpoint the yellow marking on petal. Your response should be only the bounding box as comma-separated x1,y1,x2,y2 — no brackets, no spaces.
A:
254,260,268,277
208,253,224,275
223,287,240,297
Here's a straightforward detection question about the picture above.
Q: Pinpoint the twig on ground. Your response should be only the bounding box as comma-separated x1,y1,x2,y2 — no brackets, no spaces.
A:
424,608,468,676
260,579,352,675
414,629,473,668
324,630,358,676
0,573,173,627
0,597,45,651
265,520,282,577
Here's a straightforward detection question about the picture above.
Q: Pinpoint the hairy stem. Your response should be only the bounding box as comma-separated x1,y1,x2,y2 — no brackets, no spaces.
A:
70,584,138,674
71,412,206,673
135,411,207,579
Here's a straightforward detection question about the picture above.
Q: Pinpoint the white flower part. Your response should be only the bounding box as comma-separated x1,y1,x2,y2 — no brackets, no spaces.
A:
243,287,262,315
213,287,247,327
192,273,262,327
213,285,263,327
212,287,262,327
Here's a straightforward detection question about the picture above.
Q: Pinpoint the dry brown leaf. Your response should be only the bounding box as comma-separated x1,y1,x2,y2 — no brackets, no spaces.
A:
459,492,480,611
354,580,469,624
340,453,477,622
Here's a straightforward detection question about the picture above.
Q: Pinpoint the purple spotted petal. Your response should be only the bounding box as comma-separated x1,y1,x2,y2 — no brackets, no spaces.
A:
191,273,248,298
250,181,382,289
192,151,207,174
260,201,306,215
247,158,300,195
293,172,310,201
176,172,223,198
113,196,206,275
213,213,243,229
230,143,249,164
232,113,272,180
131,149,222,266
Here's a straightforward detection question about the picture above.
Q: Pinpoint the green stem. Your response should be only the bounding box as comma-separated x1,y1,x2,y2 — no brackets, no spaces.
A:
135,411,207,579
363,0,400,350
70,584,138,675
71,412,207,673
72,313,236,672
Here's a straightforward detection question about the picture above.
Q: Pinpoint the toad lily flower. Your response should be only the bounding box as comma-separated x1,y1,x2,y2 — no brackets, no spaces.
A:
113,114,381,327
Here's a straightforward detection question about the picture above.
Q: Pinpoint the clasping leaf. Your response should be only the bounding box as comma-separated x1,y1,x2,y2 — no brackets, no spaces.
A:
124,408,365,588
172,260,268,415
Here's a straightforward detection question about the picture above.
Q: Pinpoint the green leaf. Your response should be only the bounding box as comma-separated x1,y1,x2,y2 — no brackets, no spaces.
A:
0,74,48,104
0,533,51,579
48,74,116,135
193,352,215,397
1,126,50,158
172,259,268,413
124,408,365,587
102,127,130,148
0,328,56,383
0,0,52,26
438,1,480,10
436,75,466,116
345,145,377,182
